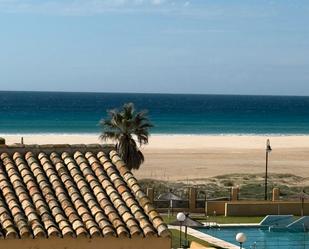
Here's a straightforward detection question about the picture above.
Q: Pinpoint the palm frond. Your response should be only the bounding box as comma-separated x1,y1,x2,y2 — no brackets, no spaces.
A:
99,102,152,170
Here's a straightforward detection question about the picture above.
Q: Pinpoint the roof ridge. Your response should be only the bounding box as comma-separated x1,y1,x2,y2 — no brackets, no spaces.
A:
0,144,114,156
109,150,170,238
96,151,156,237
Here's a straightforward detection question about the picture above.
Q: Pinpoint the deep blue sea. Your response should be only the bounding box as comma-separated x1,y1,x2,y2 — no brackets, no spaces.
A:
1,91,309,135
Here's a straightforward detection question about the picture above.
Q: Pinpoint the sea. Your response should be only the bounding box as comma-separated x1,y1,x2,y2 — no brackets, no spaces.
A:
1,91,309,135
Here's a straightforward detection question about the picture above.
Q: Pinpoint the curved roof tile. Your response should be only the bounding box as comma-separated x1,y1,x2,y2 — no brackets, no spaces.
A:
0,145,169,239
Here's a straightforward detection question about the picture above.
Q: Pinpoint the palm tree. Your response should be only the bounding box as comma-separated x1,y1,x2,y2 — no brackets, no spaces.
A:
100,103,153,170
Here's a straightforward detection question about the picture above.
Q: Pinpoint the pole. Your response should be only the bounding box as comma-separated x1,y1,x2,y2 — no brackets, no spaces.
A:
265,150,268,201
179,223,182,248
301,196,304,216
240,242,243,249
185,225,188,248
265,139,272,201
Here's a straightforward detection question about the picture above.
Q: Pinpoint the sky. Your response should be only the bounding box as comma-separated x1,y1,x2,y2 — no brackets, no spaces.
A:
0,0,308,95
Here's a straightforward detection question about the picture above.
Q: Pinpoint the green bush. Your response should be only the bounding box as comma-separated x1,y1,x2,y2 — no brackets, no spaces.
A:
0,137,5,145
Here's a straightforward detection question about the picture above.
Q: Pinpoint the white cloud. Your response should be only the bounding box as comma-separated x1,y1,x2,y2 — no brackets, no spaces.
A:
151,0,166,6
0,0,178,15
183,1,190,7
0,0,284,20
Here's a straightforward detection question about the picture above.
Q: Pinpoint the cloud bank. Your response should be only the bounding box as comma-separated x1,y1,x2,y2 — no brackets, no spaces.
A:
0,0,192,15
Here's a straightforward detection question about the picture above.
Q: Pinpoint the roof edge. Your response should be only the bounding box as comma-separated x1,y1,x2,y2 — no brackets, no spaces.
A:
0,143,115,156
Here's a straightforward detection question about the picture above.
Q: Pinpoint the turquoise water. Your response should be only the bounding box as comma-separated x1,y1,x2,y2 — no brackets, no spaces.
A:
198,227,309,249
1,91,309,134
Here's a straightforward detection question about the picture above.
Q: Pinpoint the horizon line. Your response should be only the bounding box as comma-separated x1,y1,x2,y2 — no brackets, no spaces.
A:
0,89,309,98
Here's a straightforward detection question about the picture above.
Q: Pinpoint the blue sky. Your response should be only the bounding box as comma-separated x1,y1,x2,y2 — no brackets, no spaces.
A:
0,0,308,95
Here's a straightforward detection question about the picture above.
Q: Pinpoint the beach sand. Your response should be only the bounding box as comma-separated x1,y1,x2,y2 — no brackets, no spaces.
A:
2,134,309,181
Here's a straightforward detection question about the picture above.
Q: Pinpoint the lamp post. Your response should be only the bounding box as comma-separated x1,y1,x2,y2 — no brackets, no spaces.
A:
265,139,272,200
236,232,247,249
177,212,186,248
301,194,304,217
184,214,189,248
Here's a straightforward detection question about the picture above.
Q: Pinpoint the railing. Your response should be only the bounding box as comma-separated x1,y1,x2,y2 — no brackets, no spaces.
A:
154,200,189,209
247,240,309,249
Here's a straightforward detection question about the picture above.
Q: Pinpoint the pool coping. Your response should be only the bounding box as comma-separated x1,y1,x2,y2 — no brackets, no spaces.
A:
216,223,260,227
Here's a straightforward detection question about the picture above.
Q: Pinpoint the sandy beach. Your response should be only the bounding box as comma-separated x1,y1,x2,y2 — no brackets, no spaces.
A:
2,134,309,181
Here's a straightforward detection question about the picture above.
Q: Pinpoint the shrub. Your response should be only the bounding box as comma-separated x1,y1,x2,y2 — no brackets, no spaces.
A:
0,137,5,145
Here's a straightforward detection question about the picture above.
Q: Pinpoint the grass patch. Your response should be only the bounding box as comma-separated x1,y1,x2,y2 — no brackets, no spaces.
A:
163,215,264,224
169,229,221,249
206,216,264,224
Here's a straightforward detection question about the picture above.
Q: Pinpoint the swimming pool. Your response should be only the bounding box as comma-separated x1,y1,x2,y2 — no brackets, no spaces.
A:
197,226,309,249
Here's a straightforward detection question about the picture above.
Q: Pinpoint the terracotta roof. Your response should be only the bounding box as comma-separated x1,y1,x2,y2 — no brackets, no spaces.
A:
0,145,169,239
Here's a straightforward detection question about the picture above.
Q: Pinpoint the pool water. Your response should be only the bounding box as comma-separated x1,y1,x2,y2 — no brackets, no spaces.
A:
198,227,309,249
